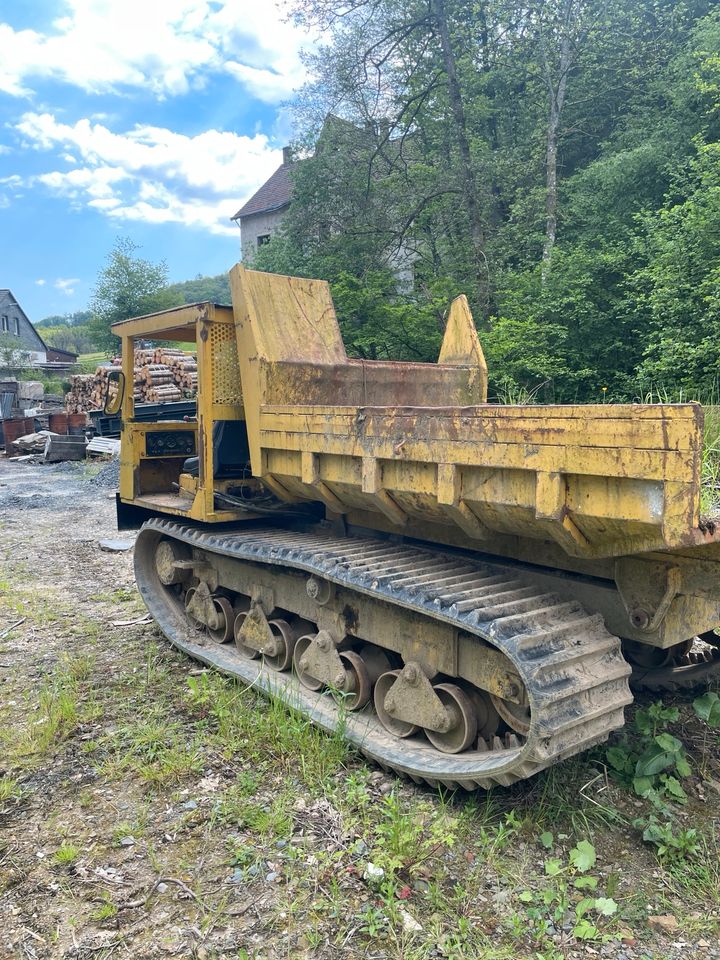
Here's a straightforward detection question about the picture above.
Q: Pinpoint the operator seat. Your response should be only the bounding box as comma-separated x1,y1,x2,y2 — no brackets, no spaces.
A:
182,420,250,480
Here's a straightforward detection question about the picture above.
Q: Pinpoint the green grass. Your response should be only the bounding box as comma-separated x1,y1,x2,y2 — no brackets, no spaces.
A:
52,842,81,867
635,386,720,514
4,655,99,762
3,528,719,957
0,775,22,804
91,898,119,922
184,670,350,786
78,351,109,369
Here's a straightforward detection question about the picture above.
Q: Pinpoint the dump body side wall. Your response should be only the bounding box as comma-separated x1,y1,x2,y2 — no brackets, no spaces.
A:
229,265,705,562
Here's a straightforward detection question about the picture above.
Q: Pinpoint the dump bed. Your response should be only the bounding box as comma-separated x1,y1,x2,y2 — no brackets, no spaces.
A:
230,266,714,560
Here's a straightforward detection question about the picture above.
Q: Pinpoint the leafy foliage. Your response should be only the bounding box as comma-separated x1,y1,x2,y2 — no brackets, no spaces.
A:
518,839,618,943
693,690,720,726
0,333,30,370
252,1,720,398
164,273,231,306
88,237,182,354
607,694,720,866
606,703,691,811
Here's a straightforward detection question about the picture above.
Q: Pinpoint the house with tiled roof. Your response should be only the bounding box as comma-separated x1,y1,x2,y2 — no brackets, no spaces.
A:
231,147,296,262
0,289,47,360
231,116,416,287
231,116,373,262
0,289,78,370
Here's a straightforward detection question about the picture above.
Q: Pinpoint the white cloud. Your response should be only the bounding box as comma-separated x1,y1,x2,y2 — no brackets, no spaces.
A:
35,279,46,286
55,278,80,295
13,111,282,235
0,0,312,104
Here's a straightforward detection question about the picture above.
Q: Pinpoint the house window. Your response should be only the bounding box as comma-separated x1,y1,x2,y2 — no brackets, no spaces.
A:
12,317,19,336
1,315,7,333
257,234,271,247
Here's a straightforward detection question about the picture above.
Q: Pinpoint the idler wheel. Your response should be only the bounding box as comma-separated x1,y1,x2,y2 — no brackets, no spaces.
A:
466,687,501,740
234,609,259,660
207,596,234,644
155,538,190,586
332,651,371,711
374,670,419,739
265,619,296,672
424,683,478,754
293,635,324,691
491,689,531,737
624,640,674,669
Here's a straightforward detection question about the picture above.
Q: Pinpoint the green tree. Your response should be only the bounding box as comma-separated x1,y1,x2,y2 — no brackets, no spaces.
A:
0,333,30,372
88,237,181,355
261,1,718,397
36,324,95,355
164,273,231,305
37,310,92,329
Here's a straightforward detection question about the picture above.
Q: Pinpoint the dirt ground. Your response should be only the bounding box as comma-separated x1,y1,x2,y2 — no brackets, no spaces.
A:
1,457,719,960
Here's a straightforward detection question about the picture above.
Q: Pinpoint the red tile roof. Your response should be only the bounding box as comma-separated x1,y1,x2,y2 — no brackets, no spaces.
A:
231,163,294,220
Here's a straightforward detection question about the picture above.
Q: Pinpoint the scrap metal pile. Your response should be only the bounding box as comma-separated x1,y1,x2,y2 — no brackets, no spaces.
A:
65,348,198,413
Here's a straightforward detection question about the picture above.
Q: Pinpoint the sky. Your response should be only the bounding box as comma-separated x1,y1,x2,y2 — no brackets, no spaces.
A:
0,0,315,320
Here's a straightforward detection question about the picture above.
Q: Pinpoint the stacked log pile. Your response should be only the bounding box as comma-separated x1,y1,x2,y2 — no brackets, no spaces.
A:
65,374,98,413
65,348,197,413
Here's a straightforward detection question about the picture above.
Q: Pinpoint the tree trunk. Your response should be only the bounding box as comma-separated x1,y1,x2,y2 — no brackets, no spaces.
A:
432,0,488,309
541,8,573,282
542,97,561,277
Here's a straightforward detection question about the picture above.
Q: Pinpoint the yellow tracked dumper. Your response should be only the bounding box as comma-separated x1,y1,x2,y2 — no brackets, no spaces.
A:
109,265,720,789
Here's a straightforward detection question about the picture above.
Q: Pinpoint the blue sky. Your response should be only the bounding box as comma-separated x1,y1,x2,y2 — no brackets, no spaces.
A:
0,0,313,320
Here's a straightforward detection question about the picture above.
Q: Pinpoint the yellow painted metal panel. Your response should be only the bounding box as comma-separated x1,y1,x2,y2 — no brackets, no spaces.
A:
438,294,488,402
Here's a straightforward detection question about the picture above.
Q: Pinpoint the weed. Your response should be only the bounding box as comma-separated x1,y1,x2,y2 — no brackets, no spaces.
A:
495,378,549,405
0,775,22,804
635,816,700,863
185,670,349,787
233,797,292,839
694,691,720,727
662,829,720,907
112,816,147,845
97,708,203,786
517,839,618,943
0,579,27,616
7,655,101,762
606,702,691,810
91,896,118,921
52,843,81,868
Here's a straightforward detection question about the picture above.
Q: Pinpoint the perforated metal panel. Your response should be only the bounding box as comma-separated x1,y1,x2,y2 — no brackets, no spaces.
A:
210,322,243,405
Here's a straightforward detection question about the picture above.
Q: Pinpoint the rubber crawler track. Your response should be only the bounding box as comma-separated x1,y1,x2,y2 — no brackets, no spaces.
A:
631,655,720,693
135,519,633,790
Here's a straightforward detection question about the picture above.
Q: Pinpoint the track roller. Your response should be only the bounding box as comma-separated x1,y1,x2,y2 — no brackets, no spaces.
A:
234,607,259,660
207,596,234,644
374,670,419,738
293,634,324,691
424,683,477,754
265,618,296,672
333,650,371,710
